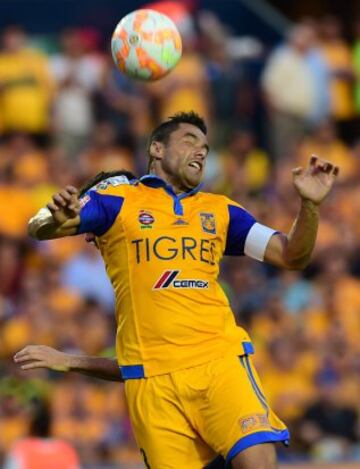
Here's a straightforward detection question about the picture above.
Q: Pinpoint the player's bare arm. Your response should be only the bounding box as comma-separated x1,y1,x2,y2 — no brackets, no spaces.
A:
264,156,339,270
28,186,81,240
14,345,122,382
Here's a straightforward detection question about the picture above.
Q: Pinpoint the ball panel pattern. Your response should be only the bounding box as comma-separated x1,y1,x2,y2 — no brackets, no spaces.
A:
111,9,182,81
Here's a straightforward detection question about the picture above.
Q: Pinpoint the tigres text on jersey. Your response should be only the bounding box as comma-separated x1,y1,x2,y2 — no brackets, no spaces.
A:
78,175,277,378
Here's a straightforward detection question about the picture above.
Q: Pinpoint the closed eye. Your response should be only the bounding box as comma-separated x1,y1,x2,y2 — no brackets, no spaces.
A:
183,132,209,155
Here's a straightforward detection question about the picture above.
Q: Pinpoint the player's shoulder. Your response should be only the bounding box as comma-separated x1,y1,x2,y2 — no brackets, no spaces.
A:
198,192,246,210
91,175,138,197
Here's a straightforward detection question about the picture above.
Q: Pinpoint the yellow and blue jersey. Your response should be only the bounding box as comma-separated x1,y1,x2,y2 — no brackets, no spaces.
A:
78,174,277,378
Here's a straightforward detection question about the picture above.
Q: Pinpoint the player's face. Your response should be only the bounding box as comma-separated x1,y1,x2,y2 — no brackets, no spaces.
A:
161,123,209,190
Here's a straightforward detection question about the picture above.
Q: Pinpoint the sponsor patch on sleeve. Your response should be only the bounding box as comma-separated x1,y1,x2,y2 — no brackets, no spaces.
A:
79,194,91,207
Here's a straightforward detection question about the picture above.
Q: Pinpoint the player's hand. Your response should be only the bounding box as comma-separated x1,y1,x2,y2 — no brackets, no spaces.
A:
292,155,339,205
47,186,80,225
14,345,71,372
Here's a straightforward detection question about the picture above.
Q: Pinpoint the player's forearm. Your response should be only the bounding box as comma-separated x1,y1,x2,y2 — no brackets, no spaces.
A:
284,199,319,269
28,208,79,240
68,355,123,382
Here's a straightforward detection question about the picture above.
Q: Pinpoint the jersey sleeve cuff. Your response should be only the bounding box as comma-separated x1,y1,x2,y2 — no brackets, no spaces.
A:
244,223,278,261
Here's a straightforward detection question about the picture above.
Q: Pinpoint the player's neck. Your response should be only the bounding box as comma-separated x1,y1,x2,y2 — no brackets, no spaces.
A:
150,169,187,195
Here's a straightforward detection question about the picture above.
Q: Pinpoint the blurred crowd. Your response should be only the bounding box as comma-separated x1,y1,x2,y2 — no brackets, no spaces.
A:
0,3,360,466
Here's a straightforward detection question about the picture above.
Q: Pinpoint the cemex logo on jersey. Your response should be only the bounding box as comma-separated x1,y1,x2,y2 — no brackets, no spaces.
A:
153,270,209,290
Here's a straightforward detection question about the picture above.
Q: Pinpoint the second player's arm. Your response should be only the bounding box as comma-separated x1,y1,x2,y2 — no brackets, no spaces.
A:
264,157,339,270
14,345,122,382
28,186,81,240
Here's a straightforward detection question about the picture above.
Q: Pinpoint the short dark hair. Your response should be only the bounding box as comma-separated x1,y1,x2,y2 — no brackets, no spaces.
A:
79,169,137,197
147,111,207,167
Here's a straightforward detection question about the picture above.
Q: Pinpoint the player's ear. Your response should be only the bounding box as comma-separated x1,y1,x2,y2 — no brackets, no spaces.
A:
149,141,164,160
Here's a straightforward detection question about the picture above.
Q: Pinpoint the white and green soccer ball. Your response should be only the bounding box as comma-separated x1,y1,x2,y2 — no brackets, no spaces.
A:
111,9,182,81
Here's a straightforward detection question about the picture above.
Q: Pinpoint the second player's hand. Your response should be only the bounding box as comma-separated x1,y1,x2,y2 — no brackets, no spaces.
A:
47,186,80,225
14,345,71,372
292,155,339,205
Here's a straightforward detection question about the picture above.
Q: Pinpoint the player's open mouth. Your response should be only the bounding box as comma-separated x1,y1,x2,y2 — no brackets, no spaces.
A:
188,161,202,172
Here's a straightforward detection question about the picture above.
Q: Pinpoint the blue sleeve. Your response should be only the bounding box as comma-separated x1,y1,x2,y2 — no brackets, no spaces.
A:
224,204,257,256
77,191,124,236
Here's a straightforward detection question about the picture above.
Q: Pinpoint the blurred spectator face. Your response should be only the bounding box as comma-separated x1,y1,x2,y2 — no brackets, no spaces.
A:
6,133,36,158
315,371,340,405
269,338,297,371
48,154,77,187
77,28,101,53
1,26,26,53
61,29,84,57
77,303,111,354
320,16,342,41
266,295,286,320
313,120,336,143
229,130,255,160
289,24,315,54
321,252,349,279
93,122,117,148
321,286,337,314
354,18,360,39
44,263,63,289
21,269,43,298
226,260,258,291
0,239,21,295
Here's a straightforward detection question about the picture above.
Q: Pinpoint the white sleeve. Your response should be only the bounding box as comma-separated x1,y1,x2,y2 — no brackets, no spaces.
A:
244,222,278,261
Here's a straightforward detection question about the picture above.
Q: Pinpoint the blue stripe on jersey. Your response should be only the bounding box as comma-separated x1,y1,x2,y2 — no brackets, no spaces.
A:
120,364,145,379
226,429,290,463
241,356,269,415
242,341,255,355
78,192,124,236
224,205,256,256
140,174,203,216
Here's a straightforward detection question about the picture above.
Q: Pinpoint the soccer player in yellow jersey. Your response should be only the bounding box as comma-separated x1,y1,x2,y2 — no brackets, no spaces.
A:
28,112,339,469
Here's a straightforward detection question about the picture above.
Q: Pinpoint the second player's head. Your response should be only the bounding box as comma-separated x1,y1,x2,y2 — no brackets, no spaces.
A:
79,169,137,247
147,111,209,192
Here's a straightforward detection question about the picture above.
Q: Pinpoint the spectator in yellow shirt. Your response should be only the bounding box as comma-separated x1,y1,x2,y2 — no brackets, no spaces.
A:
218,129,270,198
297,119,356,182
0,26,54,136
319,16,355,141
260,338,317,422
148,37,210,123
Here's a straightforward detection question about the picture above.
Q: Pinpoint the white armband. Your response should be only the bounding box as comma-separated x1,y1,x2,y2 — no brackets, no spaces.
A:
244,223,278,261
29,207,52,225
28,207,54,237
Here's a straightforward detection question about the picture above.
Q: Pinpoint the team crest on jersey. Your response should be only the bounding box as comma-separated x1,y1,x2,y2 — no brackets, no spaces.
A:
139,210,155,229
200,212,216,234
239,414,270,434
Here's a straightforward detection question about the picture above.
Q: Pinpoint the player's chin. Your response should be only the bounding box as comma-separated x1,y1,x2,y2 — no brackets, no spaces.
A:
183,171,203,190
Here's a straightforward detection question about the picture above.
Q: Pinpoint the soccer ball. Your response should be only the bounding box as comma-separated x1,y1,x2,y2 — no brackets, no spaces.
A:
111,9,182,81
